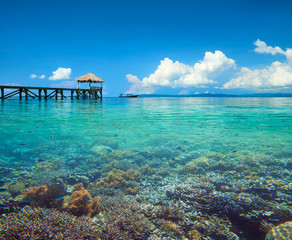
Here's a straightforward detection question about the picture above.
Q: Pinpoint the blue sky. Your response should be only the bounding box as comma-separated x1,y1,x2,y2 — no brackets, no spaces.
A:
1,0,292,96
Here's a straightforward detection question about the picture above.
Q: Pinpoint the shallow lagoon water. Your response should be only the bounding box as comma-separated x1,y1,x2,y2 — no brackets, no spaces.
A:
0,97,292,239
1,97,291,165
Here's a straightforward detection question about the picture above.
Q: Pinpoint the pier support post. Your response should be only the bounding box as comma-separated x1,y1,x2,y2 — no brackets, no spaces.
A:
19,88,23,100
1,87,4,99
24,88,28,100
38,89,42,100
44,89,47,100
55,90,58,100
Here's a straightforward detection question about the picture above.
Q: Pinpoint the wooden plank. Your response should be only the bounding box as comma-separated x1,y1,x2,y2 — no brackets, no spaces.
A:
4,90,20,99
28,89,39,98
3,89,19,99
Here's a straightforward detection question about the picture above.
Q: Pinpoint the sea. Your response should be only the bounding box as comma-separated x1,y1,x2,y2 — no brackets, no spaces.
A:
0,97,292,239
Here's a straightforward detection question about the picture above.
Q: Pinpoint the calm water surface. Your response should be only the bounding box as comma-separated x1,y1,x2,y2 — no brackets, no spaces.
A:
0,97,291,166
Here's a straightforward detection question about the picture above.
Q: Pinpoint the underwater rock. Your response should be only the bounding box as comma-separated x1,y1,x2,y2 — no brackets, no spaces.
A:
90,138,119,149
90,145,113,156
265,221,292,240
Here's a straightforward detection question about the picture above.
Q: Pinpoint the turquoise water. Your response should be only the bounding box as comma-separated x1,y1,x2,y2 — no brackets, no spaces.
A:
1,97,291,166
1,97,292,239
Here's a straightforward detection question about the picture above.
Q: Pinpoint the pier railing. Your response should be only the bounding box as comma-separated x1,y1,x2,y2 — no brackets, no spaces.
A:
0,85,102,100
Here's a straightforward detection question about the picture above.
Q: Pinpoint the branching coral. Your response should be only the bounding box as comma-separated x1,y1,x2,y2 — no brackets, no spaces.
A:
155,203,184,221
0,206,103,240
66,183,101,217
101,197,153,239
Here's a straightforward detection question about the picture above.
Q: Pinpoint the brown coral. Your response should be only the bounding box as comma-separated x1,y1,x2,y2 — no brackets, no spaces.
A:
92,168,141,189
35,159,64,172
67,183,101,217
18,184,66,210
124,187,139,195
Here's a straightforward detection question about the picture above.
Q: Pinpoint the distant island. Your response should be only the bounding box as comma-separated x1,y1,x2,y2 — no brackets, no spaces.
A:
139,93,292,97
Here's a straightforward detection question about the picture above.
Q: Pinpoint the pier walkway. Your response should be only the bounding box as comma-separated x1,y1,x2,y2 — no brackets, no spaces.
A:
0,85,102,100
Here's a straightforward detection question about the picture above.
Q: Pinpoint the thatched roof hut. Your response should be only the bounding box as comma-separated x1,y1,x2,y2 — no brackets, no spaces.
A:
75,73,104,89
75,73,104,83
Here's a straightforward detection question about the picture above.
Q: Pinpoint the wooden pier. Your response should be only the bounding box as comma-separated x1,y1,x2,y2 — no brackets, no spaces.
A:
0,85,102,100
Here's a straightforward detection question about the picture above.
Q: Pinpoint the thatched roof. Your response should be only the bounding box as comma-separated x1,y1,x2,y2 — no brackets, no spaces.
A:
75,73,104,83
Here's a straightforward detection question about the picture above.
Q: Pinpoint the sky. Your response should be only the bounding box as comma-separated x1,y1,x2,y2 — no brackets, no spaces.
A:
1,0,292,96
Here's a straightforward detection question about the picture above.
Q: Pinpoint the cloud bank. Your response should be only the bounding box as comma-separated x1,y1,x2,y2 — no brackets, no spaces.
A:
223,40,292,91
126,51,235,94
48,68,71,80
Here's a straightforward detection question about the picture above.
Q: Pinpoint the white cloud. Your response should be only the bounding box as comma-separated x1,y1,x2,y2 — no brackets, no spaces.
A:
125,74,156,94
173,51,235,88
126,51,235,94
223,40,292,91
50,81,76,88
48,68,71,80
254,39,285,55
30,74,46,79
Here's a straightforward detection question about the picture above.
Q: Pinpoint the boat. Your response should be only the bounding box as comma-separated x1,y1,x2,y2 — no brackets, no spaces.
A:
118,93,139,98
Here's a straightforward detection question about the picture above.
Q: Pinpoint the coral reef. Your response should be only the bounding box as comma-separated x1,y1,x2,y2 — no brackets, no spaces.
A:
0,206,103,239
101,197,153,239
34,159,64,172
99,150,133,163
17,183,66,210
66,183,101,217
90,168,141,189
265,221,292,240
155,203,184,221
